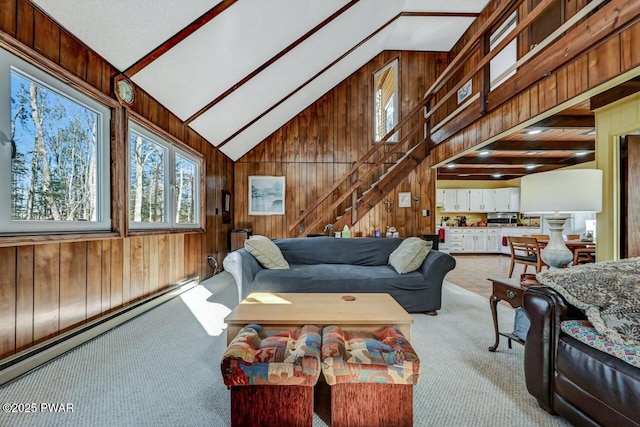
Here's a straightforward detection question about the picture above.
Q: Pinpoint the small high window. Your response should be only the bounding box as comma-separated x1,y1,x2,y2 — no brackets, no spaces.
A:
373,59,399,142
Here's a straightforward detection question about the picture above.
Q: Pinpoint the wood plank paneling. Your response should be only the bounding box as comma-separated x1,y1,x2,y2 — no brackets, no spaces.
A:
100,240,112,313
33,9,59,63
86,240,102,319
59,30,87,79
15,246,33,351
0,0,17,37
149,235,160,293
0,247,16,357
33,243,60,343
621,20,640,71
15,0,33,48
59,242,87,331
110,238,123,308
625,135,640,257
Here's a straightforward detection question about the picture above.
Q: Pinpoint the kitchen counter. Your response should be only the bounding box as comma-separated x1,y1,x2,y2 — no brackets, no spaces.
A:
436,226,542,254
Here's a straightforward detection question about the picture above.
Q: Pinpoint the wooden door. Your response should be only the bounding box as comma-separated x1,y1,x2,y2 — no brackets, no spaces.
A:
620,135,640,258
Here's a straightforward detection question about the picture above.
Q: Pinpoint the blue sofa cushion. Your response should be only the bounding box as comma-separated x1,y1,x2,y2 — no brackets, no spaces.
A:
274,237,402,266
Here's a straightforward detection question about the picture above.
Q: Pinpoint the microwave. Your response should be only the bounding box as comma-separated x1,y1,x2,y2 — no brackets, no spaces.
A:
486,212,518,225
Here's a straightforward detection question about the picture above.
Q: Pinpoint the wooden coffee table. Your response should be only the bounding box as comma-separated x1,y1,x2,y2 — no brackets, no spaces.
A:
224,292,414,344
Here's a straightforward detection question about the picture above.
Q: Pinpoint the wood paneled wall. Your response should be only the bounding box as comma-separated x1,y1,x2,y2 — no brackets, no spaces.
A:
234,51,448,238
0,0,233,360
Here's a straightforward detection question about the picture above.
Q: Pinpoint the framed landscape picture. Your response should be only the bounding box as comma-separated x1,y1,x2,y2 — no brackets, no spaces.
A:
249,176,285,215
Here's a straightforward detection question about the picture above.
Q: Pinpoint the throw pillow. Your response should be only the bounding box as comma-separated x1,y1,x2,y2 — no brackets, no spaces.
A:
244,236,290,270
388,237,432,274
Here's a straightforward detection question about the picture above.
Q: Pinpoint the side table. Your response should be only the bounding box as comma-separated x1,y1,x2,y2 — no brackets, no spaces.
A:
488,277,528,352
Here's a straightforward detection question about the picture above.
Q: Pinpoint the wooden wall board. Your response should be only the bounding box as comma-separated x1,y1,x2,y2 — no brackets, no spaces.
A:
15,246,34,352
33,243,60,344
0,247,17,357
59,242,88,332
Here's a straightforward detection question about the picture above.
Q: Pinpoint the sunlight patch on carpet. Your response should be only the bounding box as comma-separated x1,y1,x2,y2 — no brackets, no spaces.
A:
179,285,232,336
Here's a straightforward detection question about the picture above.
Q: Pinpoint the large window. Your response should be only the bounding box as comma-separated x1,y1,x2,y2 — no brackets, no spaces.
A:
128,122,201,230
0,47,111,234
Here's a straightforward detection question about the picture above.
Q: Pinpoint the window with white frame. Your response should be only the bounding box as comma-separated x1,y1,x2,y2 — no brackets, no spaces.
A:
0,47,111,234
128,122,201,230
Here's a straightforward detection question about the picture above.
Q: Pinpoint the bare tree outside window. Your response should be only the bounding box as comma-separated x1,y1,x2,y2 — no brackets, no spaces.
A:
11,72,99,222
175,153,196,224
127,122,200,230
129,132,165,223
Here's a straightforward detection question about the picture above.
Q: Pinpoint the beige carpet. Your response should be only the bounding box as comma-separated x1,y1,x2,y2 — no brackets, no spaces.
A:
0,272,569,426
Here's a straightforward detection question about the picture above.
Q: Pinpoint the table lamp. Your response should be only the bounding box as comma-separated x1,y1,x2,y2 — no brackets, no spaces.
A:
520,169,602,269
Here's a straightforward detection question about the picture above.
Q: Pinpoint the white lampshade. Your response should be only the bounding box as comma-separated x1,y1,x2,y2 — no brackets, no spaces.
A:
520,169,603,214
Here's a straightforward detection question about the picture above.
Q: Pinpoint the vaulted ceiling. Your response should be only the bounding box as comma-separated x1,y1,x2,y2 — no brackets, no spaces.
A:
30,0,490,161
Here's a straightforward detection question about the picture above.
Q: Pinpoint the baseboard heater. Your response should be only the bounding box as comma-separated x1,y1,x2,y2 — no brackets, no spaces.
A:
0,277,199,387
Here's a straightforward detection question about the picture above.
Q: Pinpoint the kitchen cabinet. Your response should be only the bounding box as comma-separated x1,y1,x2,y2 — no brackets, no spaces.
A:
495,188,520,212
469,189,496,212
447,228,465,252
448,228,502,253
440,188,514,213
442,189,470,212
486,229,502,252
436,189,445,207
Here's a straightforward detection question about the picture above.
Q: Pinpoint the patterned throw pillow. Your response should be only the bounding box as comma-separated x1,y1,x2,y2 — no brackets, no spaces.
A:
388,237,432,274
537,257,640,346
561,320,640,368
244,235,290,269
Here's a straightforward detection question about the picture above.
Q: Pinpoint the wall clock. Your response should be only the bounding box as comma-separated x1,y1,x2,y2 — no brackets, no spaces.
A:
114,75,135,107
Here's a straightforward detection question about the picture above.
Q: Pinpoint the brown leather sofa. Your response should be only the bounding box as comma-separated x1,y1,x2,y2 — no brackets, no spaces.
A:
523,286,640,427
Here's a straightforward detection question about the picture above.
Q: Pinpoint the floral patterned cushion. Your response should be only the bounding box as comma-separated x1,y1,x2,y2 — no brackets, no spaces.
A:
221,324,321,387
321,325,420,386
561,320,640,368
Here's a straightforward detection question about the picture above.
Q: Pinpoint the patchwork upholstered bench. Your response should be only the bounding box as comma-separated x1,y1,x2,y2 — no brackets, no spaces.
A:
320,325,420,427
220,324,322,427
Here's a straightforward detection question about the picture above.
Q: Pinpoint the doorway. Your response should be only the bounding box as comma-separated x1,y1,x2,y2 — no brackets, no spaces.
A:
619,134,640,258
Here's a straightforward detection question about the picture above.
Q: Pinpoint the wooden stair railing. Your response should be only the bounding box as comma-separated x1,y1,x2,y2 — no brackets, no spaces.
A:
304,122,427,236
288,96,429,236
333,142,426,232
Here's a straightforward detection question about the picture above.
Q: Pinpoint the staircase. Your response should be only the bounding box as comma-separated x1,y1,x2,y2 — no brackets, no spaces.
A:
288,98,430,237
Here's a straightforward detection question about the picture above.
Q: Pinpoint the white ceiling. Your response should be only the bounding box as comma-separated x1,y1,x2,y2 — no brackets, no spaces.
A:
31,0,489,161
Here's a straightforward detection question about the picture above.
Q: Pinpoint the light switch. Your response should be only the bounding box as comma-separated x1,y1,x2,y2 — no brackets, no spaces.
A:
422,209,428,217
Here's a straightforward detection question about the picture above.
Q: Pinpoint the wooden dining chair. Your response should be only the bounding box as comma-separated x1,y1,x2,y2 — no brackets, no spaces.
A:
524,234,550,240
566,234,581,241
573,246,596,265
507,236,548,278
